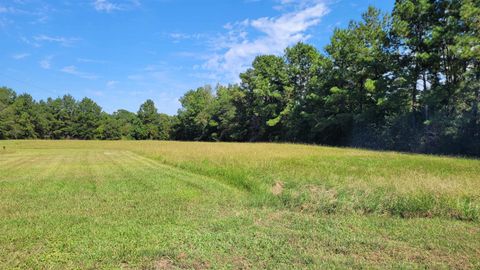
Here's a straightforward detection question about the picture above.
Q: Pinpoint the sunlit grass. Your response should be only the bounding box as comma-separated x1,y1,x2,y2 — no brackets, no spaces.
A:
0,140,479,268
115,141,480,220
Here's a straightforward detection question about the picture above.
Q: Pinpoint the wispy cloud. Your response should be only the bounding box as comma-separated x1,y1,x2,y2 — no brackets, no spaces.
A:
0,6,9,13
12,53,30,60
92,0,140,13
19,36,40,47
0,5,21,14
34,34,80,47
203,0,329,81
0,5,18,28
106,80,118,88
274,0,327,10
93,0,120,13
0,3,53,25
77,58,107,64
61,65,98,80
167,32,206,43
39,56,53,69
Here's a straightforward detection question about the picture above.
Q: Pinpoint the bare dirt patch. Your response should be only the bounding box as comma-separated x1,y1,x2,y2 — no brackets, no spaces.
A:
154,258,174,270
271,181,284,195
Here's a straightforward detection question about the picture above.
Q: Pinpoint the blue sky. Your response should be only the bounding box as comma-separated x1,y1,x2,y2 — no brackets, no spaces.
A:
1,0,394,115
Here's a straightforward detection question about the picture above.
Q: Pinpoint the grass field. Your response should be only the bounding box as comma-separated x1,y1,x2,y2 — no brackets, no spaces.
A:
1,140,479,269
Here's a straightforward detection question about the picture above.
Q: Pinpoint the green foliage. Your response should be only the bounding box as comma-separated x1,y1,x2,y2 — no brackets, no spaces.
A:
0,93,173,141
239,55,290,141
75,98,102,139
175,86,216,140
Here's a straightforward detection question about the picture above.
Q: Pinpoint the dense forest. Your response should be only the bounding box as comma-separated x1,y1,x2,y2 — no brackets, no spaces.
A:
1,0,479,156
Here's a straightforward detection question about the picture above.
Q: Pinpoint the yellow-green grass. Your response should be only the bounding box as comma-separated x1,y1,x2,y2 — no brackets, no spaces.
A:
0,140,479,269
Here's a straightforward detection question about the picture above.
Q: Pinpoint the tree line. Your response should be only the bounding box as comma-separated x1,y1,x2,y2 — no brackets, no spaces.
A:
1,0,479,156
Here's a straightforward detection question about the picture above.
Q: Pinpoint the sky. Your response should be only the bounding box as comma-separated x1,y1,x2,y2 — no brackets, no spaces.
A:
0,0,394,115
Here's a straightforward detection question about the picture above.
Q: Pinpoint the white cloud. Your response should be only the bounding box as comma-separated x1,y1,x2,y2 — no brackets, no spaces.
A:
39,56,53,69
34,35,79,46
77,58,107,64
0,3,52,25
12,53,29,60
274,0,327,10
93,0,120,13
170,32,190,40
61,65,98,80
168,32,206,43
106,80,118,88
92,0,140,13
202,0,329,81
20,36,40,47
0,5,19,14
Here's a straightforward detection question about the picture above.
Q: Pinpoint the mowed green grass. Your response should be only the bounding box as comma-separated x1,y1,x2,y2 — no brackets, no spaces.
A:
0,141,479,269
